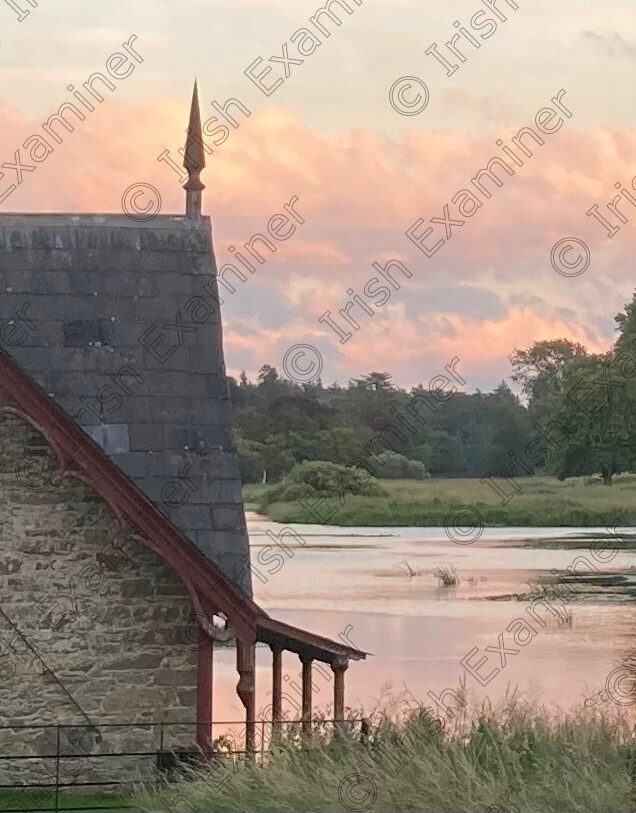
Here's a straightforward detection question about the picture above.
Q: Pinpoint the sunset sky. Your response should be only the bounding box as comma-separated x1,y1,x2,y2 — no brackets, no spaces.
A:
1,0,635,391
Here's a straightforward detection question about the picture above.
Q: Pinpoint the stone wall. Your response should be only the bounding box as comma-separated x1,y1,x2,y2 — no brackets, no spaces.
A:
0,415,199,790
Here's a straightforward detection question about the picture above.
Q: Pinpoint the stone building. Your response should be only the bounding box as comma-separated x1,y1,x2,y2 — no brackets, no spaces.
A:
0,82,365,787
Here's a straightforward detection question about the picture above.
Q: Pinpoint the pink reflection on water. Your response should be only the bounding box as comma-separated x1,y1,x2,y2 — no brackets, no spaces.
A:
209,516,636,732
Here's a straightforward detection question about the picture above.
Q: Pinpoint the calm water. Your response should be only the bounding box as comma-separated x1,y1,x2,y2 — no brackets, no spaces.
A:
212,515,635,725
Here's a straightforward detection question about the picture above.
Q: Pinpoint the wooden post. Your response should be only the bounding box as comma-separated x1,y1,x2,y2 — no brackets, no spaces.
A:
272,648,283,734
301,656,313,739
196,627,213,751
237,638,256,755
332,657,348,730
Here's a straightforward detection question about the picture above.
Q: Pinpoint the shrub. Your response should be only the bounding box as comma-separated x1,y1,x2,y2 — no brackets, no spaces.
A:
374,451,429,480
261,460,385,506
432,565,458,587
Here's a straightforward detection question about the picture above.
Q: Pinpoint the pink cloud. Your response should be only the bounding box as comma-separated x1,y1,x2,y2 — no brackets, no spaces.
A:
1,94,633,385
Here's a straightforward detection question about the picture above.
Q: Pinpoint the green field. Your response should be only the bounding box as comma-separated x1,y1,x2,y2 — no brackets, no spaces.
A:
244,474,636,527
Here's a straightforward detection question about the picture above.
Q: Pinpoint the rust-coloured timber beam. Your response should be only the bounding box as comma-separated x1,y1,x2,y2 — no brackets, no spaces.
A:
301,656,313,739
271,647,283,734
333,657,348,729
237,638,256,755
196,626,214,751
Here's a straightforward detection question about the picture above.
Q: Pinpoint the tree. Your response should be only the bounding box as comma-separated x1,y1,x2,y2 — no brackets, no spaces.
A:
257,364,280,387
546,354,636,484
347,372,402,433
615,289,636,348
230,299,636,487
509,340,588,420
350,371,394,390
236,436,266,483
539,292,636,484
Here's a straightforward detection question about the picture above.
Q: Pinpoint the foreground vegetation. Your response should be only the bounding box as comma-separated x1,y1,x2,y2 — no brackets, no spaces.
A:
245,471,636,527
138,697,633,813
0,790,133,811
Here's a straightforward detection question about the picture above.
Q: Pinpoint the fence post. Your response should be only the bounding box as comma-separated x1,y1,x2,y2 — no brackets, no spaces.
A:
631,724,636,813
54,724,61,813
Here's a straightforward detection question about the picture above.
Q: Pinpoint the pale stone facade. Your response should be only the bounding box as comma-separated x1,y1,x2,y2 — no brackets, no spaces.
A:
0,416,199,789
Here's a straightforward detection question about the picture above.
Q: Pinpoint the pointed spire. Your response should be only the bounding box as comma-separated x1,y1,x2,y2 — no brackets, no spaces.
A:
183,79,206,218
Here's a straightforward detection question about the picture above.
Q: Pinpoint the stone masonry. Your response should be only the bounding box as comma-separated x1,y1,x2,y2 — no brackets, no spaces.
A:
0,416,199,787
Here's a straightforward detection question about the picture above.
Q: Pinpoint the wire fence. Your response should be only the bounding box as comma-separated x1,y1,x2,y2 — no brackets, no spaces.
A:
0,718,368,812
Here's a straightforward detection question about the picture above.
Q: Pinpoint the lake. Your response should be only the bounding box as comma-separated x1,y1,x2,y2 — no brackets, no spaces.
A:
211,514,635,728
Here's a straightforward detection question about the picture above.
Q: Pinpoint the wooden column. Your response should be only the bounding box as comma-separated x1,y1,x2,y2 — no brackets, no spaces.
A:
301,656,313,738
333,657,348,729
196,627,214,751
271,648,283,731
236,638,256,755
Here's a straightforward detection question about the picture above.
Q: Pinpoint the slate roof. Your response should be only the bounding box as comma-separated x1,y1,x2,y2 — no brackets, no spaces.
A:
0,213,252,594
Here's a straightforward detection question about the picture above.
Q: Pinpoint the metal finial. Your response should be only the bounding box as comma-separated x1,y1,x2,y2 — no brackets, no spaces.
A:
183,79,206,218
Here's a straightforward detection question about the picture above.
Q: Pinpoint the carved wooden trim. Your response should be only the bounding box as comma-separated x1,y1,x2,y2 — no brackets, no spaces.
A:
236,638,256,753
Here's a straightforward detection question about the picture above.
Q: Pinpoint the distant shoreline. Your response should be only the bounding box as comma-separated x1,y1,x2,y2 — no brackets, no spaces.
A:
243,475,636,530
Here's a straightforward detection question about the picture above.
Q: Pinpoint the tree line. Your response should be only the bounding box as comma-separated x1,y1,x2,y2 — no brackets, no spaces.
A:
231,291,636,486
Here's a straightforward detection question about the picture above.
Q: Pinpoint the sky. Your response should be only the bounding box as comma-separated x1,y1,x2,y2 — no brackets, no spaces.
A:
1,0,635,391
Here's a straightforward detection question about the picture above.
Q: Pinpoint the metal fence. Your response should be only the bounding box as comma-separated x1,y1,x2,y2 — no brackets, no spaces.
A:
0,718,367,812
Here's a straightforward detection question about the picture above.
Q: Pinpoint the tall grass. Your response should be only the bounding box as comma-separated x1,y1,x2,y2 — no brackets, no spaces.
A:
432,565,458,586
248,475,636,527
136,696,633,813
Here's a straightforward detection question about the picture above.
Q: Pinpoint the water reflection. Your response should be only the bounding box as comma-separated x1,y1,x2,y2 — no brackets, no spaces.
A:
211,515,636,722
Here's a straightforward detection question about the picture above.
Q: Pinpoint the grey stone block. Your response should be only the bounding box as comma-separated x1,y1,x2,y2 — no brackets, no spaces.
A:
211,504,245,531
129,424,165,451
6,347,50,371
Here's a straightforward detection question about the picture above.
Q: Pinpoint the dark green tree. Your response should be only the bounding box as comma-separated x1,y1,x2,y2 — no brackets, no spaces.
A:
546,354,636,484
509,339,588,421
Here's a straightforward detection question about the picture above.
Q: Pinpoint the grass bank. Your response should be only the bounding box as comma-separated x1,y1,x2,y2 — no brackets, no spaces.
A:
0,790,134,811
137,698,632,813
244,475,636,527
